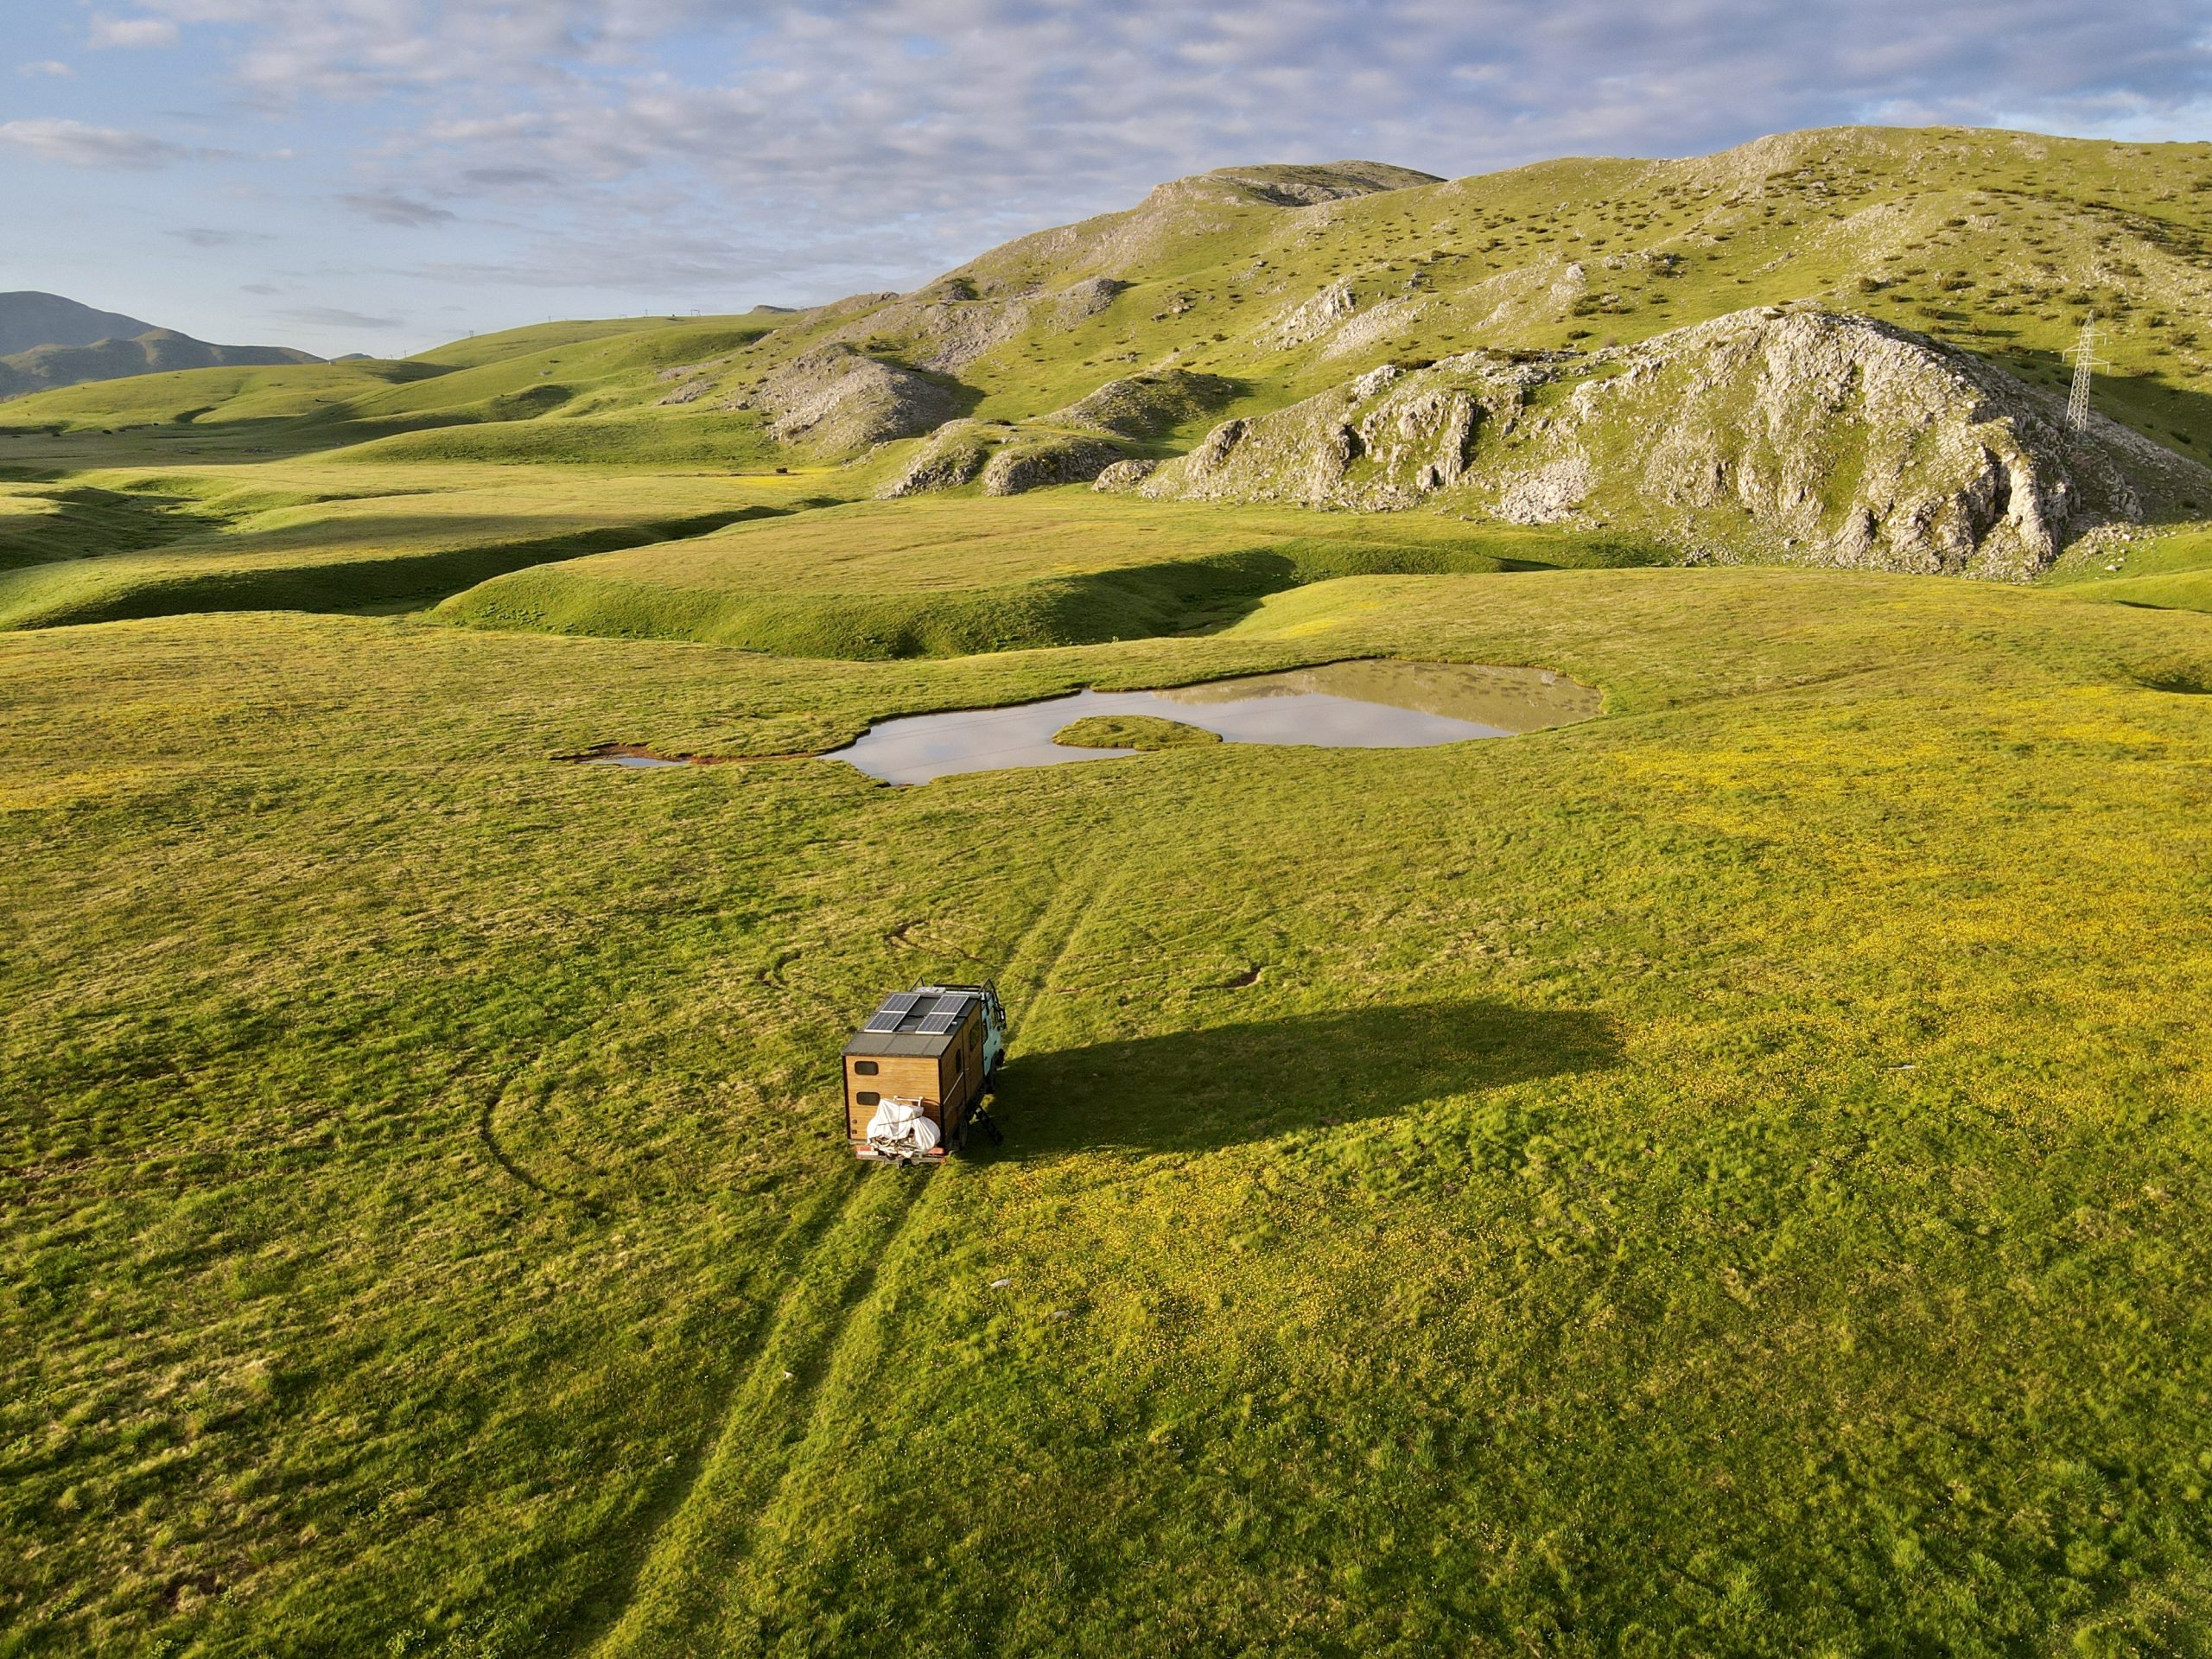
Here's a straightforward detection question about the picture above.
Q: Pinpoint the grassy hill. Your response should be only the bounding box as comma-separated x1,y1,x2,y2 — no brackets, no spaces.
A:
0,315,788,465
0,462,835,631
434,494,1655,655
14,129,2212,470
7,128,2212,601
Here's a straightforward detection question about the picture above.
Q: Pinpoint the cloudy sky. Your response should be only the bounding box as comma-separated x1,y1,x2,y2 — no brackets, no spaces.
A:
3,1,2209,358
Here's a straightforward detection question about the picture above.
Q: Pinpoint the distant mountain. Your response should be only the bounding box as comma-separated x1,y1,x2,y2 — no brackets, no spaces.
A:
0,292,156,356
0,291,321,399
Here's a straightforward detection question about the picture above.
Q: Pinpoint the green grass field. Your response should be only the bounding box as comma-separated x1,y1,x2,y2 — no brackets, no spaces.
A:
11,559,2212,1654
0,463,838,630
434,495,1656,656
14,123,2212,1656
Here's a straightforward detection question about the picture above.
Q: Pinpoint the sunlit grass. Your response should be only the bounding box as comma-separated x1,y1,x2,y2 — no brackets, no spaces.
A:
10,569,2212,1651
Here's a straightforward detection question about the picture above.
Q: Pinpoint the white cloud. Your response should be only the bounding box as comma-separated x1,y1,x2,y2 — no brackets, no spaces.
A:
0,118,195,168
340,191,458,226
15,60,75,78
276,304,404,329
88,14,182,48
66,2,2212,318
169,226,274,246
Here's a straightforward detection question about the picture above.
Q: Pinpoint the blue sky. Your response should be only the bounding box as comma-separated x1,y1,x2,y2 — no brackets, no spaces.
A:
3,1,2209,359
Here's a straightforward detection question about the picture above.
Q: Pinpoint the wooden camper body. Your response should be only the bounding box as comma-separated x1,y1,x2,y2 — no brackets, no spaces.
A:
842,988,990,1157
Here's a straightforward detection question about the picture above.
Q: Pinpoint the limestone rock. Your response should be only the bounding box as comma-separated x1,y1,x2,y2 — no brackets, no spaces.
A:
878,420,997,498
1274,282,1358,348
1050,369,1237,439
1051,277,1129,328
1138,307,2212,579
981,436,1126,496
820,293,1034,374
754,345,960,457
1092,458,1160,493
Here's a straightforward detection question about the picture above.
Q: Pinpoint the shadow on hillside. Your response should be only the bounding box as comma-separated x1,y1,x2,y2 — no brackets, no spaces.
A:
0,485,216,571
1025,536,1662,647
988,998,1618,1156
1979,344,2212,495
0,505,790,628
0,408,489,466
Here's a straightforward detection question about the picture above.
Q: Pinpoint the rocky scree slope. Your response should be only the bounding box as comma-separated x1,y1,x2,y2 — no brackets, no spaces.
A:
1116,307,2208,578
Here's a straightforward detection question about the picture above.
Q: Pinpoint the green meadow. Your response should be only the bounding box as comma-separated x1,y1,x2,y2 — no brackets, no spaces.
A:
11,555,2212,1655
12,123,2212,1656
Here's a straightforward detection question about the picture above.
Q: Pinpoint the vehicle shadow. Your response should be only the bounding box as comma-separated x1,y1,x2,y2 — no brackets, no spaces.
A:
987,998,1619,1156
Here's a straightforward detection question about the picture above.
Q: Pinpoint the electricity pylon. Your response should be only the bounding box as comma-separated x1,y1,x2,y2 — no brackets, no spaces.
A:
2064,315,2105,432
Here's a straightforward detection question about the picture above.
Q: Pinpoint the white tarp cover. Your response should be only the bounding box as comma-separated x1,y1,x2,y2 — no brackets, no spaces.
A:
866,1096,941,1154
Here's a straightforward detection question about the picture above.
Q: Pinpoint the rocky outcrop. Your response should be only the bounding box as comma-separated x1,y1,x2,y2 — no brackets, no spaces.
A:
1138,356,1516,512
753,345,960,456
880,424,1129,498
878,420,999,498
821,293,1034,373
1204,161,1443,207
1140,307,2212,579
1050,369,1237,439
1051,277,1129,328
1274,282,1359,349
1093,458,1160,493
982,436,1125,496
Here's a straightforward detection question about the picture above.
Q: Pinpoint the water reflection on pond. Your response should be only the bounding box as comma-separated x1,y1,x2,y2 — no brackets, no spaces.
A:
827,659,1600,785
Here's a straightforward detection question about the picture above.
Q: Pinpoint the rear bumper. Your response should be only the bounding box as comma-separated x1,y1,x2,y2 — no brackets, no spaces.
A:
851,1141,948,1162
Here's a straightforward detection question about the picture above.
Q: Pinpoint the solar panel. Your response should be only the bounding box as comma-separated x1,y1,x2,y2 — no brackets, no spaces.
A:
918,1008,962,1035
862,992,921,1033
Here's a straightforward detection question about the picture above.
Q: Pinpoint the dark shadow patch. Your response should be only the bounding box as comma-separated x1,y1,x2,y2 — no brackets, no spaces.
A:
988,999,1618,1156
557,743,707,768
0,484,226,572
16,505,789,628
2125,653,2212,694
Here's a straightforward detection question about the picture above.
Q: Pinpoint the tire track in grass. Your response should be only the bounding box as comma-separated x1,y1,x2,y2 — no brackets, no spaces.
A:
698,863,1128,1643
1001,855,1121,1020
588,867,1110,1649
586,1166,931,1656
581,842,1125,1649
706,1157,974,1646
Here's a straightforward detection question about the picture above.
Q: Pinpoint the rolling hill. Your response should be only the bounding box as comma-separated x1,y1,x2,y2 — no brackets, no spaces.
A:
8,128,2212,582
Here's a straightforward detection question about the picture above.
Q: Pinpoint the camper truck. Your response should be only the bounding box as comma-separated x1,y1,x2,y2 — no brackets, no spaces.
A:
842,983,1007,1162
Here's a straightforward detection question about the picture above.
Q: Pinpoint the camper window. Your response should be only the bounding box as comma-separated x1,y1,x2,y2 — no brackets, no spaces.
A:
854,1060,879,1076
856,1090,880,1107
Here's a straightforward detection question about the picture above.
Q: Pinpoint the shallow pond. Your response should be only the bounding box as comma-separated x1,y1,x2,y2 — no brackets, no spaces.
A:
827,659,1600,785
562,744,693,768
